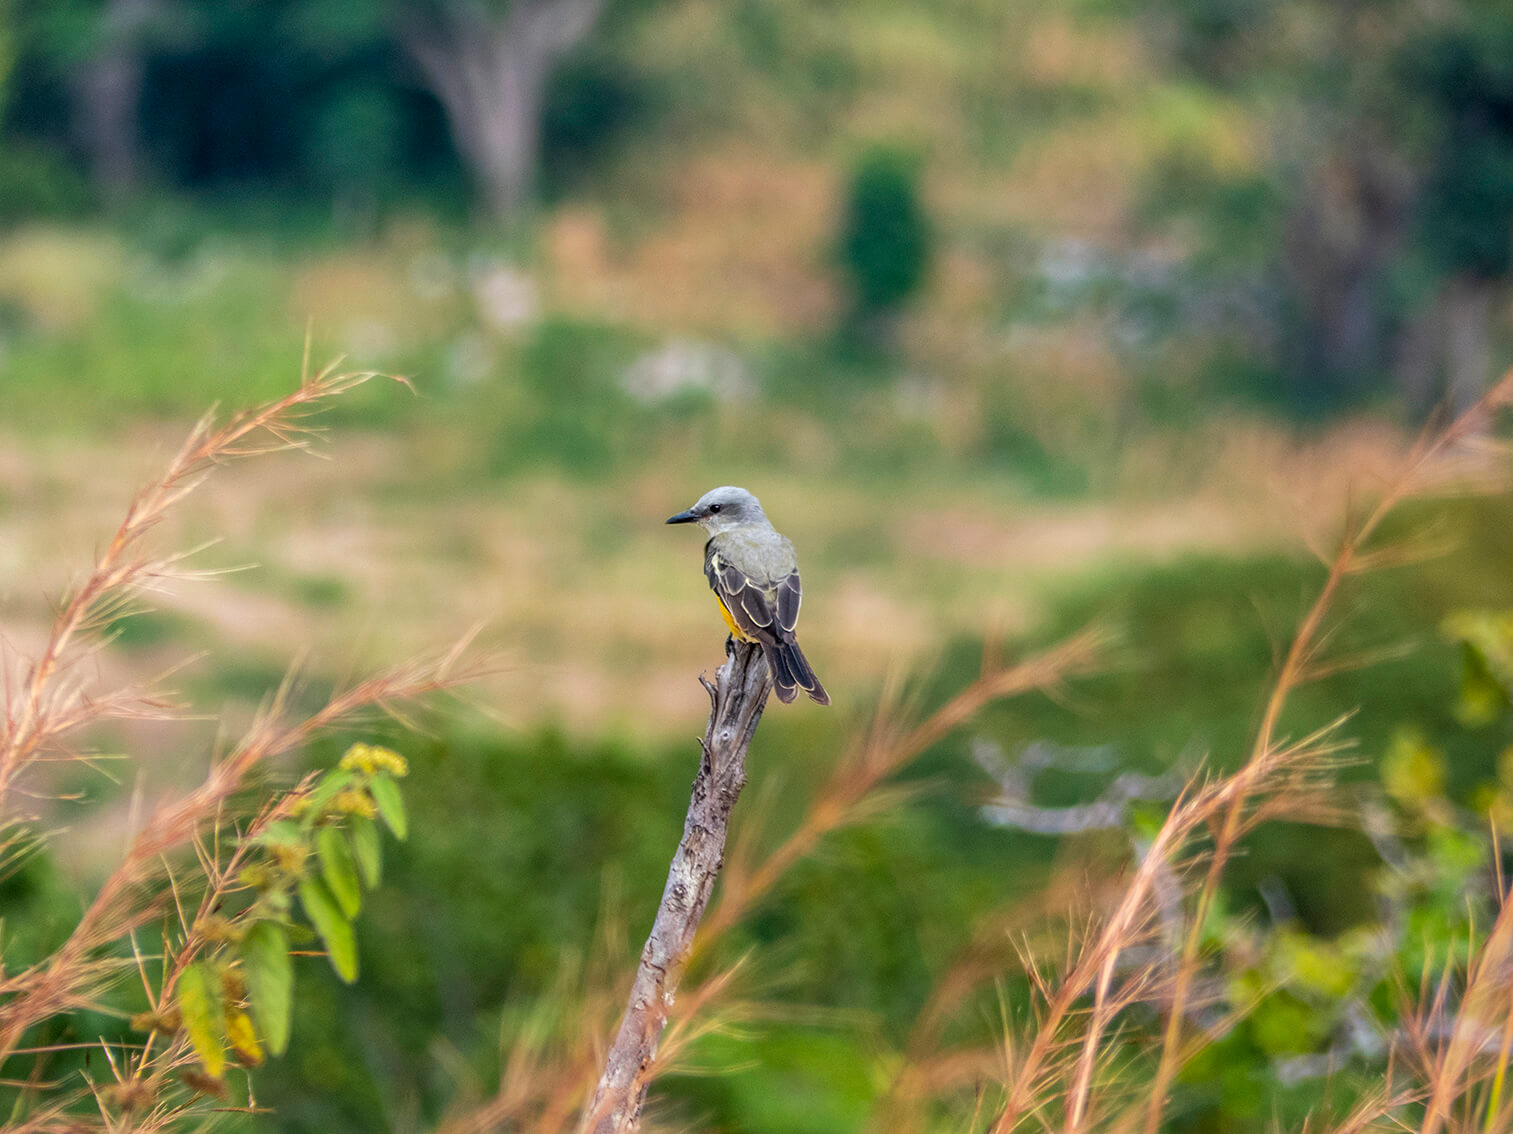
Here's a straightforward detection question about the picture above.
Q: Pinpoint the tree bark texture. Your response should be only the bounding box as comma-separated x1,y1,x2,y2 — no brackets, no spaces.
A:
580,641,772,1134
401,0,605,222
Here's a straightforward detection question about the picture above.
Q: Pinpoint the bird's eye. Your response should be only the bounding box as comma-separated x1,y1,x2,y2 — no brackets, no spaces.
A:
709,503,723,514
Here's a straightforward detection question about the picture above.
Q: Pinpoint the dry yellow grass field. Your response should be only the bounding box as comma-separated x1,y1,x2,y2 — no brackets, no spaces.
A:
0,410,1417,750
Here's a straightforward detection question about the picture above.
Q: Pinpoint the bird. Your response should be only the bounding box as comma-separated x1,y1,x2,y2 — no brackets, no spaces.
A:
667,486,830,706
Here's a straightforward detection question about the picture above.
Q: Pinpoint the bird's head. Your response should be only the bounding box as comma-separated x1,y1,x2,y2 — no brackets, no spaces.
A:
666,486,767,534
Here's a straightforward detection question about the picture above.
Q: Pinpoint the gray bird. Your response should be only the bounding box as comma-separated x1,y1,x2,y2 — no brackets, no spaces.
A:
667,486,830,705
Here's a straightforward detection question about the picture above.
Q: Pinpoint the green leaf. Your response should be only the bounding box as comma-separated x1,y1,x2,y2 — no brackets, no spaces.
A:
255,820,304,848
370,774,407,841
299,876,358,982
318,825,362,918
350,815,382,889
241,921,293,1057
1382,727,1447,804
176,961,226,1077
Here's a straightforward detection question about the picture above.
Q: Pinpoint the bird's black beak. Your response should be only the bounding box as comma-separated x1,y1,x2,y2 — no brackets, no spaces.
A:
666,508,699,525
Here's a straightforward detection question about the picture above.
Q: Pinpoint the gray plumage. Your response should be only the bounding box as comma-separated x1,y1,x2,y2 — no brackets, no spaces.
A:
666,487,830,706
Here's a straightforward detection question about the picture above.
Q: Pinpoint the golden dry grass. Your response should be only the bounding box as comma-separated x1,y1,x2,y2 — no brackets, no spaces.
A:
0,406,1430,750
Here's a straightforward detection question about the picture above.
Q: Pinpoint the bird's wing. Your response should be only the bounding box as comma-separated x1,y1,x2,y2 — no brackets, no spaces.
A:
705,543,782,642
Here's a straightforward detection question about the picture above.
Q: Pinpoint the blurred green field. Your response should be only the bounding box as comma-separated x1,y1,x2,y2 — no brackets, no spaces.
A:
14,496,1513,1131
2,212,1506,1130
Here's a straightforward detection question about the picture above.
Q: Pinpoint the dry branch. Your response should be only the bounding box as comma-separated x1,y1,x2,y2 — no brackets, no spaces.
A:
431,633,1102,1134
579,641,772,1134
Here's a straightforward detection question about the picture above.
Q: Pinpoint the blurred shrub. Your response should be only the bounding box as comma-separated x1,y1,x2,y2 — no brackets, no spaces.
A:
836,145,931,341
0,0,13,122
541,51,647,196
1404,15,1513,280
304,85,403,199
0,138,90,225
483,317,651,476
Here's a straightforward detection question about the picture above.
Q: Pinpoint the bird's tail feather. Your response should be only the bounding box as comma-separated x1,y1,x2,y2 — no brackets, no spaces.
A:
762,641,799,703
766,638,830,706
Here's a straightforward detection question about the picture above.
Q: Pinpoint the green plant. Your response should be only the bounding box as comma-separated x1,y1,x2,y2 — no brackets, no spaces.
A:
159,743,410,1086
0,368,479,1128
836,145,931,341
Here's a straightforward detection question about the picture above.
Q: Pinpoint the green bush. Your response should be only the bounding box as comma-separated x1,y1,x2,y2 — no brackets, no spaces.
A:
836,145,931,337
0,138,90,225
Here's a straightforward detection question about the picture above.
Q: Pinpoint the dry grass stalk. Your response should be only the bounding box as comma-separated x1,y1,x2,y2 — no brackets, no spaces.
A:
1138,366,1513,1134
0,367,492,1129
849,374,1513,1134
0,360,403,820
1333,879,1513,1134
923,371,1513,1134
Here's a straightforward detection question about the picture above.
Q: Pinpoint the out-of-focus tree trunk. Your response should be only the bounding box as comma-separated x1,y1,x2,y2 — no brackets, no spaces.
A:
1280,142,1412,400
1394,290,1443,419
1444,274,1497,416
1394,276,1502,418
400,0,604,224
71,0,157,201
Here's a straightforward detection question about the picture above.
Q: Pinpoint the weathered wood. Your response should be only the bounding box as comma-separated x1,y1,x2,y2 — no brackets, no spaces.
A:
580,641,772,1134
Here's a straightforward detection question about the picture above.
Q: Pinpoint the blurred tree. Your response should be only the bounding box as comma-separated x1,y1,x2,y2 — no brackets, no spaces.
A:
837,145,932,346
1398,12,1513,413
1134,0,1513,413
13,0,175,201
6,0,620,221
72,0,159,198
396,0,606,223
0,0,14,121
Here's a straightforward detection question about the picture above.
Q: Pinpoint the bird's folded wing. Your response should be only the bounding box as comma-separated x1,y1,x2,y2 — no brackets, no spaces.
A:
738,584,775,629
706,549,787,642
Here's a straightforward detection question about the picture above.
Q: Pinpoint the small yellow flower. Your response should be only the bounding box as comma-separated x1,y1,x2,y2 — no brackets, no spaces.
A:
271,842,307,877
239,863,270,891
368,746,409,778
333,789,377,819
226,1008,265,1066
339,742,408,778
339,743,375,774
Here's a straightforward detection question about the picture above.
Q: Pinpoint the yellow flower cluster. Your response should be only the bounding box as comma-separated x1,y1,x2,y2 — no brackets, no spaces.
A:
271,841,307,877
338,743,410,778
333,789,377,819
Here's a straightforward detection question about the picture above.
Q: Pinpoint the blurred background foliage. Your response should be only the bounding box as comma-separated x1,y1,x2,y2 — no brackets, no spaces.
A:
3,0,1513,1130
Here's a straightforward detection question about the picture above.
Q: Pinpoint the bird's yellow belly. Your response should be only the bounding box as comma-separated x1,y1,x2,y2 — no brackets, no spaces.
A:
717,595,757,641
